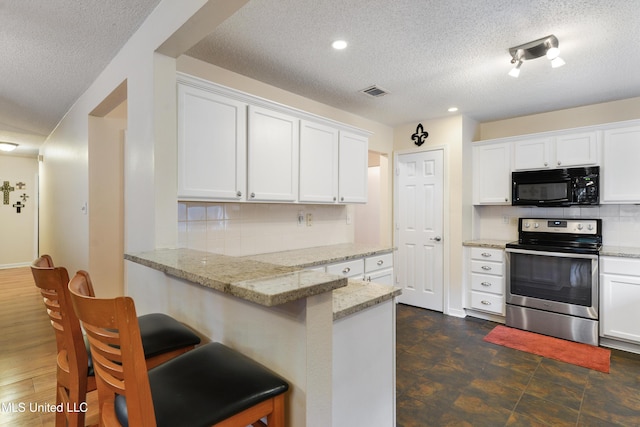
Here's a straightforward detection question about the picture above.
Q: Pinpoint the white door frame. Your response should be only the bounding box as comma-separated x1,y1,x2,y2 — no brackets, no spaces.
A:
393,145,450,314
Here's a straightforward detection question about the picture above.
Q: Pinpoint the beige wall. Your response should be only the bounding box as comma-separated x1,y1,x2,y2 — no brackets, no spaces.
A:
0,154,38,267
479,96,640,140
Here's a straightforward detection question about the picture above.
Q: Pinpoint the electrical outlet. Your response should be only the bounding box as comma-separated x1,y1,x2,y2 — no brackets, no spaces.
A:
306,213,313,226
297,210,304,226
502,215,509,224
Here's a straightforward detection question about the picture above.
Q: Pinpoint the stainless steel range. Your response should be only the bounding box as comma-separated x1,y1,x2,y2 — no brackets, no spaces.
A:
505,218,602,346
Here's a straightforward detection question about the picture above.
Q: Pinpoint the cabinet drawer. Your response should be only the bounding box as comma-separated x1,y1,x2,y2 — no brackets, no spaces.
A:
470,292,505,315
470,247,504,262
326,259,364,278
470,260,504,276
600,256,640,276
365,253,393,273
470,273,504,295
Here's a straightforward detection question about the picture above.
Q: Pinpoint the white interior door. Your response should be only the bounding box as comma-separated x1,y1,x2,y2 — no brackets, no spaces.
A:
395,149,444,311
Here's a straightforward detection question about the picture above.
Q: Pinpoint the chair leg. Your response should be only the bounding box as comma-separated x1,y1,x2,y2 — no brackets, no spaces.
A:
266,394,286,427
55,387,66,427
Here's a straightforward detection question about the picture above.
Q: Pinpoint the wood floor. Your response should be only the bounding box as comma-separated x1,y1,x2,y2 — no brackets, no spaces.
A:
0,267,57,426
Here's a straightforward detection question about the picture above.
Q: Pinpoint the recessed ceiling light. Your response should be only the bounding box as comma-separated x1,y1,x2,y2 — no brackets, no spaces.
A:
448,107,459,113
332,40,348,50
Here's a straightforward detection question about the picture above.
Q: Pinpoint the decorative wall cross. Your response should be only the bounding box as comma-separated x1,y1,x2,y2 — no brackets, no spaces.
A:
20,193,29,202
15,182,26,190
12,201,24,213
1,181,14,205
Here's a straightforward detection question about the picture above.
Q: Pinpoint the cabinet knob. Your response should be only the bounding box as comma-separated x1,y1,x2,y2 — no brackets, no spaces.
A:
557,161,562,165
481,300,492,305
341,196,344,201
505,198,508,202
481,282,492,287
236,191,242,198
481,252,492,258
342,267,351,274
481,265,492,271
377,260,384,266
250,192,255,198
544,162,548,166
333,196,337,201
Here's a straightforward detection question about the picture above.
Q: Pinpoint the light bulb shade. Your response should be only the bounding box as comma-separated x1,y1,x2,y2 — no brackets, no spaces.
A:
546,46,560,60
0,142,18,152
508,61,522,78
551,56,566,68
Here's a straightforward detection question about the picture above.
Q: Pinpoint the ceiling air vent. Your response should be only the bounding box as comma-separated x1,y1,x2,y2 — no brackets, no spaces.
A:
360,85,389,97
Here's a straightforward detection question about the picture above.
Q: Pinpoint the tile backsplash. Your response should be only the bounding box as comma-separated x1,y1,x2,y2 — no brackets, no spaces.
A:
474,204,640,246
178,202,355,256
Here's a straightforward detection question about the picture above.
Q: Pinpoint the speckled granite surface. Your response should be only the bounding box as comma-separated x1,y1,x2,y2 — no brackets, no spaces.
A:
333,280,402,321
601,246,640,258
245,243,395,268
462,239,512,249
125,248,347,307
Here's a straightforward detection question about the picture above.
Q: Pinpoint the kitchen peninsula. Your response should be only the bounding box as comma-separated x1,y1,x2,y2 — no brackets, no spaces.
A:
125,244,399,427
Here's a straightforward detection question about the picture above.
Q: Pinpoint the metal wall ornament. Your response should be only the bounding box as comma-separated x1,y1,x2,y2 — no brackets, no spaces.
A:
1,181,14,205
412,123,429,147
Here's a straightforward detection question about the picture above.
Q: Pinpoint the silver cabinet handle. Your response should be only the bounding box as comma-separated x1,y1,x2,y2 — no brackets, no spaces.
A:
481,265,491,271
481,252,492,258
236,191,242,198
481,282,492,287
342,267,351,274
481,300,492,305
250,192,255,198
377,260,384,266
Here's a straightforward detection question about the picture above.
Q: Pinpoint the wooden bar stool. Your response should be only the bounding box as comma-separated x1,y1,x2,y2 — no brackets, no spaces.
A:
68,271,289,427
31,256,202,427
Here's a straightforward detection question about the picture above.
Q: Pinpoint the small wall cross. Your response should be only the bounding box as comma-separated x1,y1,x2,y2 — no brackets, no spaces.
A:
12,201,24,213
15,182,26,190
1,181,14,205
20,193,29,202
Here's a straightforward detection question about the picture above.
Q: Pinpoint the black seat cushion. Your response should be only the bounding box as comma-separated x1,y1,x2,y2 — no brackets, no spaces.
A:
114,342,289,427
84,313,200,377
137,313,201,359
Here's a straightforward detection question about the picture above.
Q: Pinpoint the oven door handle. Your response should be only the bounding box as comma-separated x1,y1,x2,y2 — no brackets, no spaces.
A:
505,247,598,260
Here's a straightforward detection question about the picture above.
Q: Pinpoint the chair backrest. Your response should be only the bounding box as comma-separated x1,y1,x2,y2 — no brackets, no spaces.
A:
68,271,156,427
30,255,88,391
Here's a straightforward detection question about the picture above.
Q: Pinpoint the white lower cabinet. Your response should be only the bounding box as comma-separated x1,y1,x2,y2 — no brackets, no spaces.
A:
466,247,505,316
600,256,640,344
315,252,394,285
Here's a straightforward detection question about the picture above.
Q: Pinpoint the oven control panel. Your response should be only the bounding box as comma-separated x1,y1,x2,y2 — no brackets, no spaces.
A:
520,218,599,235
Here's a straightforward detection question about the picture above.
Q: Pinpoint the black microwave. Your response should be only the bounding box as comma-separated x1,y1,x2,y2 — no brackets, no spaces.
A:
512,166,599,207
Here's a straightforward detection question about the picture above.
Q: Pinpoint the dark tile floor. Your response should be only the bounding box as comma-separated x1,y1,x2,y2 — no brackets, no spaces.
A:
396,304,640,427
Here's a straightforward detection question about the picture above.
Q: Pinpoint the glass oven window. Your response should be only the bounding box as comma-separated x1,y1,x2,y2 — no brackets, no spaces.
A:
510,252,592,306
517,182,568,202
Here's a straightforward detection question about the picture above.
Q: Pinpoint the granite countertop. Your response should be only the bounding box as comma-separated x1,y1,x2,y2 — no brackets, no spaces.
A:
245,243,395,268
600,246,640,258
125,248,347,307
333,280,402,321
462,239,513,249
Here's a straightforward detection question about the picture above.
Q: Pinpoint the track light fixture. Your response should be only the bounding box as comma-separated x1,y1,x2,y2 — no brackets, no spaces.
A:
508,34,565,77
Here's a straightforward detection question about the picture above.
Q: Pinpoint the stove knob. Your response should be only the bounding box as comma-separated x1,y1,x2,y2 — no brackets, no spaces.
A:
587,224,594,231
524,222,530,228
577,224,584,230
534,223,539,229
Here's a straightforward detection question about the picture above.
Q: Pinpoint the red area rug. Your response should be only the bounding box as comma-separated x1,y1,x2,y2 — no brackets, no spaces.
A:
484,325,611,373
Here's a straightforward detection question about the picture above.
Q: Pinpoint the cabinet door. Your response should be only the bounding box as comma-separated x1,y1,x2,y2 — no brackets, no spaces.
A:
299,120,339,203
177,85,246,200
338,131,368,203
555,131,599,167
513,137,553,170
602,126,640,203
367,268,394,285
248,106,299,202
472,143,511,204
601,273,640,343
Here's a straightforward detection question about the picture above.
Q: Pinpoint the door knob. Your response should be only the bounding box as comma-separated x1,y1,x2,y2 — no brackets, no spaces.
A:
430,236,442,242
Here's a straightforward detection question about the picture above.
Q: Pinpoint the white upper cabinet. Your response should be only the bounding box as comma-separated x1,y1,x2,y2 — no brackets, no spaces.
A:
177,84,246,201
513,131,599,171
338,131,368,204
473,142,511,205
513,137,553,170
602,125,640,203
299,120,339,203
247,105,299,202
555,131,599,167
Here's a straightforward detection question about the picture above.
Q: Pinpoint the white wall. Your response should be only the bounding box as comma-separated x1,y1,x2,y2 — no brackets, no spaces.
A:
0,155,38,267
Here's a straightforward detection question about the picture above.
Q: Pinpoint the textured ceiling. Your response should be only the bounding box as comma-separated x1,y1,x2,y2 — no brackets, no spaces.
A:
0,0,162,156
2,0,640,157
187,0,640,126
